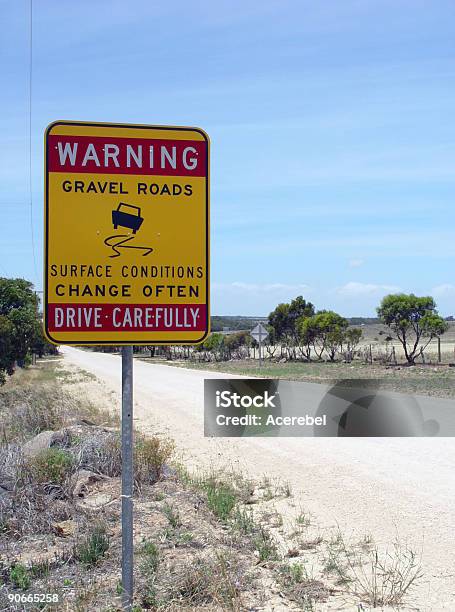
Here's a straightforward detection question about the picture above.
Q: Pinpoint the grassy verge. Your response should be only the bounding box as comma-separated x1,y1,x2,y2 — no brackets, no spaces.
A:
0,359,424,610
163,357,455,399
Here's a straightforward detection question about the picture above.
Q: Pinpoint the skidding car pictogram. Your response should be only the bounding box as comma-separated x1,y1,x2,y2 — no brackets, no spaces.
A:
112,203,144,234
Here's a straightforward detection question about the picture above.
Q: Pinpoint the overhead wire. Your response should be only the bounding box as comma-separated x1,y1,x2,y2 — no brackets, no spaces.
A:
29,0,39,288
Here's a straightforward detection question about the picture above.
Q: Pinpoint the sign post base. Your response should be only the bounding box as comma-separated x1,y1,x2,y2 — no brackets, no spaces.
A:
121,346,134,610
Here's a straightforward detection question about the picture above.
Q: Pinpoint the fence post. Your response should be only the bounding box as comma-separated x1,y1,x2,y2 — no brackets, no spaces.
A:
438,337,441,363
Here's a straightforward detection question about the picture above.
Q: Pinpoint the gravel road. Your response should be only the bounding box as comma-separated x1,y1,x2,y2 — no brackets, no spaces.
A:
62,346,455,610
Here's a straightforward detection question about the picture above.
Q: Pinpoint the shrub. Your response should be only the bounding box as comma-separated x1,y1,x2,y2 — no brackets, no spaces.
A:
139,540,160,609
205,482,236,521
0,443,28,489
15,399,65,436
0,384,66,442
184,470,251,521
253,527,279,562
75,523,109,568
231,507,255,534
162,502,181,528
323,533,423,606
29,560,51,579
140,539,160,574
135,435,174,485
0,486,73,537
166,553,243,609
278,562,330,607
78,431,122,477
9,563,31,590
28,448,74,485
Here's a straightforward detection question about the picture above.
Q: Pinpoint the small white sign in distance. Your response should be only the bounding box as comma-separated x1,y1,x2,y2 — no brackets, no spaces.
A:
251,323,268,342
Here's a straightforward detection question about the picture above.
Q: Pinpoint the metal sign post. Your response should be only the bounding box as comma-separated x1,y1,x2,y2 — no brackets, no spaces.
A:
251,323,268,369
121,346,134,610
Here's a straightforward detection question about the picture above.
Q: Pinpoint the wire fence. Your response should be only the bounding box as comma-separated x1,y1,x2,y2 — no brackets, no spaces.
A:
132,338,455,366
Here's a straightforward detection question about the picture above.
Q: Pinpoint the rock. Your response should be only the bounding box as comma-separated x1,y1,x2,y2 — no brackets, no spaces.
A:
53,519,76,537
245,494,261,505
78,492,112,510
72,469,106,498
79,418,97,426
22,430,66,458
0,476,14,492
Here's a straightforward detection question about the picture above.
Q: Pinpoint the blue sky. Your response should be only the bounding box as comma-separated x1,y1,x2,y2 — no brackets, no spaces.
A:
1,0,454,316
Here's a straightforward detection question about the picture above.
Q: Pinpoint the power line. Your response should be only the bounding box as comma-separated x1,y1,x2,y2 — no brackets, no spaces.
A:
29,0,39,288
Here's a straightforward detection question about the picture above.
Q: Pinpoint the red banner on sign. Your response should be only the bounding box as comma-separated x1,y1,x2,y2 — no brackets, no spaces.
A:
47,135,207,177
47,303,207,332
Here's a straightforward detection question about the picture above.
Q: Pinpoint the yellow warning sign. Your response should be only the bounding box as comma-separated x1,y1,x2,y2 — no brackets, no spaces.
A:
44,121,209,345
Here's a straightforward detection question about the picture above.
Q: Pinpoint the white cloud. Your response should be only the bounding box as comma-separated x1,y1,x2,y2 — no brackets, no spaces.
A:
213,282,310,294
348,258,364,268
211,282,313,316
432,284,455,296
336,282,400,297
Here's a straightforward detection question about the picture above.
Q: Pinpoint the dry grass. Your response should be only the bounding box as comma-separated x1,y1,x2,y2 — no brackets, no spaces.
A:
278,562,332,610
135,434,175,488
0,361,118,445
174,356,455,399
76,429,122,477
0,486,73,538
0,385,66,442
323,531,423,606
74,522,110,569
163,552,247,611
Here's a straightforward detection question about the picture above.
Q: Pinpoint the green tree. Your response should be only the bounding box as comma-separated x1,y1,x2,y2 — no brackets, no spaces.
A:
203,332,224,351
268,303,290,340
325,327,347,361
200,332,226,360
224,331,249,358
296,316,316,360
377,294,448,364
0,278,42,382
0,315,16,384
8,306,39,365
31,319,58,358
298,310,348,361
343,327,363,361
0,278,38,315
268,296,315,346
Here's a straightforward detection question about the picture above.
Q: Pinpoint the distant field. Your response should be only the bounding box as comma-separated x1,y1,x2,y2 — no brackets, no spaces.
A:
169,358,455,400
352,322,455,361
353,321,455,343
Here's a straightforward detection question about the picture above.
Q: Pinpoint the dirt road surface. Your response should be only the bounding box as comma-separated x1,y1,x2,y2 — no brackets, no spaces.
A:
62,347,455,610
